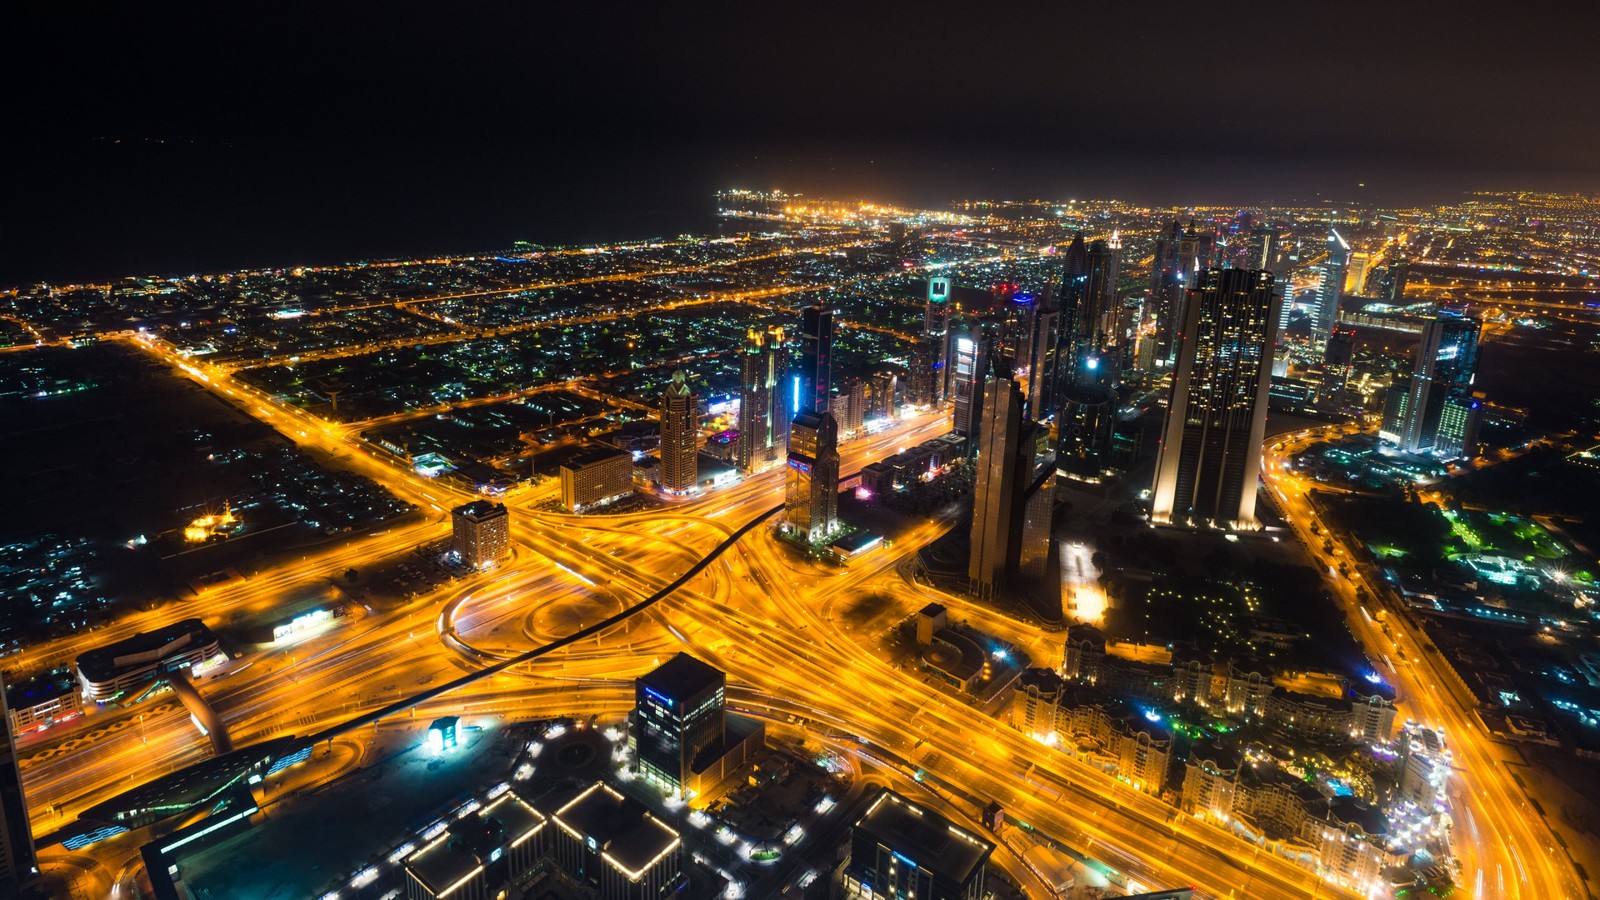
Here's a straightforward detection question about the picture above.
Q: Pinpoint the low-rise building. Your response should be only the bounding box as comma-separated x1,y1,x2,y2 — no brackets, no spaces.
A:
843,789,993,900
404,790,548,900
5,669,82,735
550,781,682,900
559,445,635,512
76,619,222,703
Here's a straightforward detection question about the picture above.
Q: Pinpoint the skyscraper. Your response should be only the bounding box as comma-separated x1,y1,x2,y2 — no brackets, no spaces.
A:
969,375,1030,598
950,326,991,438
1244,225,1277,270
631,653,726,795
1025,297,1059,422
843,790,993,900
1055,236,1122,481
0,676,39,897
798,305,833,415
1150,268,1278,530
836,377,867,440
1150,220,1184,366
918,277,952,406
736,328,779,474
1379,314,1482,457
784,410,840,542
1312,228,1350,339
1319,326,1357,406
659,370,699,493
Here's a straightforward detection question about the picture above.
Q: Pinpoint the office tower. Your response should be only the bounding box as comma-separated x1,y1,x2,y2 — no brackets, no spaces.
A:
1150,268,1278,530
550,782,684,899
736,328,778,474
925,276,952,344
1244,225,1277,270
1055,235,1122,481
798,305,833,415
1085,237,1121,342
843,790,993,900
1018,471,1055,582
836,377,867,440
1025,298,1059,422
1150,220,1184,365
1319,326,1357,405
1382,258,1410,303
950,327,990,438
969,375,1029,598
631,653,726,795
784,411,840,542
869,370,897,420
659,370,699,493
1379,314,1483,457
0,676,39,897
765,326,791,454
1347,251,1373,295
1312,228,1350,338
451,500,510,569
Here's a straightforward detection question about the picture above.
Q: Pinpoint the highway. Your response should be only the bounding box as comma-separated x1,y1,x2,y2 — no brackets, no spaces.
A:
1262,427,1586,899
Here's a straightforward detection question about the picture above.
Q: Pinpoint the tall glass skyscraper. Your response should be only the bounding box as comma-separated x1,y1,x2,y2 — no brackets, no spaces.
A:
659,370,699,493
1311,228,1350,339
784,410,840,542
1379,314,1483,457
736,328,781,475
798,305,833,415
1150,268,1278,530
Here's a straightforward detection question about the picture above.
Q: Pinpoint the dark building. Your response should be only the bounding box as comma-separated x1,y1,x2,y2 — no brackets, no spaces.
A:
1149,220,1188,367
784,410,841,542
0,676,39,897
1056,235,1123,482
1319,326,1357,405
631,653,726,796
922,277,952,406
659,370,698,493
1150,268,1277,530
798,305,833,415
843,789,994,900
452,500,510,570
969,375,1035,598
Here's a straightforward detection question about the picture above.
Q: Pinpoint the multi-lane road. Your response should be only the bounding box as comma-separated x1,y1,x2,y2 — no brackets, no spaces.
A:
25,313,1577,900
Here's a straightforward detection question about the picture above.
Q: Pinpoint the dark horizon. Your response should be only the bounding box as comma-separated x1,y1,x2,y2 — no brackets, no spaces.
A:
8,2,1598,284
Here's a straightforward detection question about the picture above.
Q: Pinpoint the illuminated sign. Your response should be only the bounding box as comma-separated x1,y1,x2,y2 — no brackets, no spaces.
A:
644,686,674,707
788,459,812,474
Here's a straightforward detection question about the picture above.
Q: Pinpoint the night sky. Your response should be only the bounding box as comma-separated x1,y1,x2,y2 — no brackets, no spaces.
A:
8,2,1597,284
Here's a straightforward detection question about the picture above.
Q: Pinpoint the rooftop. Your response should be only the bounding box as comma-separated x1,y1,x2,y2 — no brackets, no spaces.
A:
452,500,506,521
854,790,993,885
638,653,724,704
563,444,632,470
553,782,680,879
406,792,546,895
76,618,216,681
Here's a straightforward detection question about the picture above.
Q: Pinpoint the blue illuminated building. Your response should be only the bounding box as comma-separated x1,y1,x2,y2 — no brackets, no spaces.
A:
629,653,726,796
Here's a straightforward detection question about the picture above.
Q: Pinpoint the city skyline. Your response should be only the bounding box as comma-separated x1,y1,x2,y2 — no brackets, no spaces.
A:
5,5,1600,896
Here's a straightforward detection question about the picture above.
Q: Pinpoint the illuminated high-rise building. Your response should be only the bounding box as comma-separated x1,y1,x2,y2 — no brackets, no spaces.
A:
1150,268,1277,530
0,676,39,897
869,370,897,421
784,410,840,542
659,369,699,493
736,328,780,474
1149,220,1184,365
915,277,953,407
451,500,510,569
1311,228,1350,338
798,305,833,415
1025,298,1059,422
969,375,1031,598
631,653,725,795
1379,314,1482,457
950,327,991,439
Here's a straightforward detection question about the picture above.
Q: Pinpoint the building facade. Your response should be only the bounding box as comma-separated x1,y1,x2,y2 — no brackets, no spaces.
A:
658,370,698,493
452,500,510,569
559,447,635,512
1150,268,1277,530
843,790,993,900
784,411,840,543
